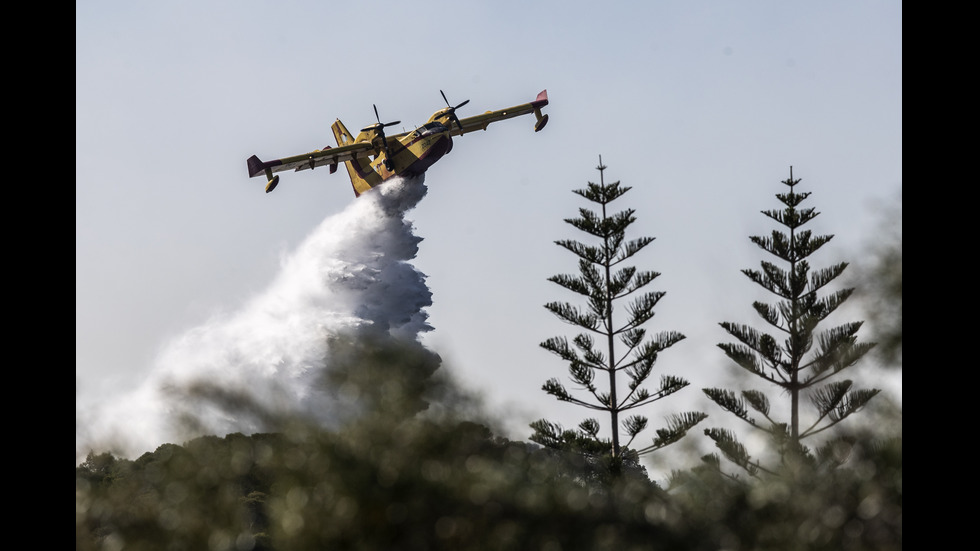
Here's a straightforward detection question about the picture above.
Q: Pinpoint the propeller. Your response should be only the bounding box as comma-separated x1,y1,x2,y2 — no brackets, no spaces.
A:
361,104,400,171
439,90,469,131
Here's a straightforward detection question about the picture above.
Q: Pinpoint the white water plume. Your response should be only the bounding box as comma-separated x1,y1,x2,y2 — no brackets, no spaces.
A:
77,176,433,461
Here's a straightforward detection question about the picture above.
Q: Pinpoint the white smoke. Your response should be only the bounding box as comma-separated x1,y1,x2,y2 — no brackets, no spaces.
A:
77,176,433,461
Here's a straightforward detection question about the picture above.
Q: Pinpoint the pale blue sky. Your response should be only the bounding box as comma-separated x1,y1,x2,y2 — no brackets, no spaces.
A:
77,1,901,465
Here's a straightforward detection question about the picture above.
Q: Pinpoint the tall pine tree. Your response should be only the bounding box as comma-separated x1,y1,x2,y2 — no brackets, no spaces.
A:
703,167,880,475
532,156,705,467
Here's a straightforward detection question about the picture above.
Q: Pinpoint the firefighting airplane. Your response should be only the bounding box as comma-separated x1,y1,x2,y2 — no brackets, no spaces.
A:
247,90,549,197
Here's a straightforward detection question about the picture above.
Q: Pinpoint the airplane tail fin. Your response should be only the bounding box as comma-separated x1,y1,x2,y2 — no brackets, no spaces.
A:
332,119,355,146
246,155,266,178
331,119,381,197
247,155,280,192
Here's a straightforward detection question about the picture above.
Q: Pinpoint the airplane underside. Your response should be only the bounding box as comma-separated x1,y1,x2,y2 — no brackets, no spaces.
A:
399,134,452,177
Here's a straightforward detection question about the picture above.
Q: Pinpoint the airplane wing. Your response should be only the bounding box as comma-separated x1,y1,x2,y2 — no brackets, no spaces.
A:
449,90,549,137
247,141,376,180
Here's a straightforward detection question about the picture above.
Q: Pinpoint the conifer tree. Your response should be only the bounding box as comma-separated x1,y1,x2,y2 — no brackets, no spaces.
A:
532,156,706,466
703,167,880,475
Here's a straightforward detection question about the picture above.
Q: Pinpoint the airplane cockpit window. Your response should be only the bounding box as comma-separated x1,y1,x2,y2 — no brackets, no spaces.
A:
410,122,448,139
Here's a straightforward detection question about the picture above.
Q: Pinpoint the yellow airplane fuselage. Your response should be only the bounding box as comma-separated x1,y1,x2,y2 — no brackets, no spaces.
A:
332,118,454,196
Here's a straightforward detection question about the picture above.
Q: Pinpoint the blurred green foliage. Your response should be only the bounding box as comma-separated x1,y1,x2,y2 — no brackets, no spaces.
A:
77,334,899,550
669,428,901,551
852,189,902,368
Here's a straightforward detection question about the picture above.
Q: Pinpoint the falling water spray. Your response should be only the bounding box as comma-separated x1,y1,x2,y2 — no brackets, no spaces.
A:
77,176,434,460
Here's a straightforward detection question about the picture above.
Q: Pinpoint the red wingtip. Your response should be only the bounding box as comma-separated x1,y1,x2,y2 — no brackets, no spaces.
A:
532,89,549,107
